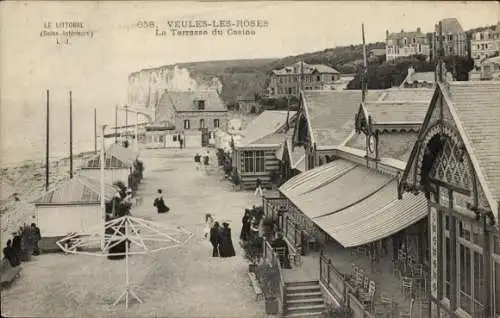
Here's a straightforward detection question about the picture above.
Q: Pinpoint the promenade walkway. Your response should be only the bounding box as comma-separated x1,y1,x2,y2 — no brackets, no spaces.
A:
1,148,265,317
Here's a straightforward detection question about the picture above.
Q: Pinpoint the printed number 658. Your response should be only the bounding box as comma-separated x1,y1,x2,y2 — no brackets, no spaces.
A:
137,21,155,28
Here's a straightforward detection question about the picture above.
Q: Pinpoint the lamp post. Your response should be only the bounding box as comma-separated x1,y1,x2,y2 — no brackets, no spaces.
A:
100,124,108,250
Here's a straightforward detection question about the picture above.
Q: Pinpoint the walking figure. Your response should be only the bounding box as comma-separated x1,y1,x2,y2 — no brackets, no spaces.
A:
194,153,201,170
254,177,263,197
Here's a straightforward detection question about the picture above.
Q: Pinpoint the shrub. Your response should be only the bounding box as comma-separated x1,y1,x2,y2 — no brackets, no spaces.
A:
255,264,281,299
243,236,263,264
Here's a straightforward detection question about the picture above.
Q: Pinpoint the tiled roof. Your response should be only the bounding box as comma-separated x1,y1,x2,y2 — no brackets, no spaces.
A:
402,72,453,85
345,131,418,162
387,29,426,40
439,18,464,34
238,111,295,147
157,90,226,114
85,143,138,168
484,56,500,65
378,88,434,102
303,90,384,146
365,101,429,123
446,81,500,203
32,175,116,204
272,62,339,75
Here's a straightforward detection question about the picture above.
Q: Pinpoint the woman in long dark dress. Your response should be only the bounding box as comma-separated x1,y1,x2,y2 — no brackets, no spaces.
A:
209,222,221,257
240,210,251,241
220,222,236,258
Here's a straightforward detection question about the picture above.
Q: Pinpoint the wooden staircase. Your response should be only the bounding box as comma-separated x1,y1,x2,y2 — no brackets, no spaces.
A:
283,280,326,318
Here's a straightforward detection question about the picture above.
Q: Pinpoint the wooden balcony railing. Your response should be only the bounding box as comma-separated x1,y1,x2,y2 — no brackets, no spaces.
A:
319,251,373,318
262,238,286,315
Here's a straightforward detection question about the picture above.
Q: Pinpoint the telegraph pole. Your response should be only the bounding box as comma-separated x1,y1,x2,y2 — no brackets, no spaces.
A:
69,91,73,178
115,105,118,144
94,108,97,153
361,23,368,103
45,90,50,191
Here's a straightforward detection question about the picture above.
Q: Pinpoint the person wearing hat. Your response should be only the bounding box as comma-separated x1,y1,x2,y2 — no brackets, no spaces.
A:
11,230,22,265
219,221,236,258
154,189,170,214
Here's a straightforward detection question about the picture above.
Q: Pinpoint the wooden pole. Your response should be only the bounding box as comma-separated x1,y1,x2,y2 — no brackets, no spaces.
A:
125,105,129,140
134,111,139,152
361,23,368,102
100,124,107,251
94,108,97,153
69,91,73,178
115,105,118,144
45,89,50,191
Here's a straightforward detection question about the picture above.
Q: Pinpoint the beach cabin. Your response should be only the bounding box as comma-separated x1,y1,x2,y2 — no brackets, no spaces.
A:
232,111,296,190
78,143,139,185
32,175,116,250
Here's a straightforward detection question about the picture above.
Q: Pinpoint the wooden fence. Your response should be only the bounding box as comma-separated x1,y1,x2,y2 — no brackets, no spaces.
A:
319,251,373,318
262,238,286,315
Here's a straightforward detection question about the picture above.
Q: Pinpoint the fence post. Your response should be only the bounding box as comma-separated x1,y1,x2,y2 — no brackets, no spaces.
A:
319,250,323,281
327,259,332,286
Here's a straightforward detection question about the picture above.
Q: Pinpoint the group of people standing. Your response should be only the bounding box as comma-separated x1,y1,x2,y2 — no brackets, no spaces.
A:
194,151,210,171
239,208,261,242
204,214,236,258
3,223,41,267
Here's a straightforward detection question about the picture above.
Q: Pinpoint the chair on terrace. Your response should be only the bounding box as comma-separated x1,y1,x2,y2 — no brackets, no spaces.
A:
359,280,376,310
401,277,413,299
399,298,415,318
373,292,394,317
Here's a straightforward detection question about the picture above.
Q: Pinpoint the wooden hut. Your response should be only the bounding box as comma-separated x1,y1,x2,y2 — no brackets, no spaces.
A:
232,111,297,190
77,143,139,185
31,175,116,250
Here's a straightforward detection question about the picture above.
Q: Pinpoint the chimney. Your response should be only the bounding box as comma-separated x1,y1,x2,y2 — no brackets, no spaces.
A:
417,27,421,33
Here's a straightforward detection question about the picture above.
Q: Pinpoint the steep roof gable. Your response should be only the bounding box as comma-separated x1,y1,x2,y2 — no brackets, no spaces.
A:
399,81,500,217
157,90,227,113
238,111,296,147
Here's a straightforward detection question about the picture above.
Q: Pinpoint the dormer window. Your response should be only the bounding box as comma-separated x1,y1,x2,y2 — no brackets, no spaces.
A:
197,100,205,110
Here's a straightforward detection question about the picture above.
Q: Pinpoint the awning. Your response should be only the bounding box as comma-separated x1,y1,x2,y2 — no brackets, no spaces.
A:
280,160,393,219
313,181,428,247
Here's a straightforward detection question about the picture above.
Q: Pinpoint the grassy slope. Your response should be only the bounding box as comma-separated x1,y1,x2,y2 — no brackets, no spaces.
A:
133,23,496,104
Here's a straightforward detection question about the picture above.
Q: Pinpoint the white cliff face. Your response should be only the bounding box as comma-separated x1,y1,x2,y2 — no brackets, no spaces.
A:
128,66,222,109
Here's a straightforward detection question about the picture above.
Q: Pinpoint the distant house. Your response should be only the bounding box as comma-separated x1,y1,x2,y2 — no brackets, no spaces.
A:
153,90,228,148
266,62,340,98
237,96,262,114
143,120,177,149
470,55,500,81
32,175,116,239
470,23,500,66
432,18,468,59
385,27,430,62
369,48,387,59
400,66,453,88
233,111,297,189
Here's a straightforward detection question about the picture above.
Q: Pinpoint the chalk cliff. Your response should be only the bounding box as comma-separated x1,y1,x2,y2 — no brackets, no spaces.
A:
128,65,222,109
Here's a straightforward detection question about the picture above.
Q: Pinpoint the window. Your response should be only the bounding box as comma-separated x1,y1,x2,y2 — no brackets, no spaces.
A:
459,243,472,314
242,150,265,173
448,35,453,41
288,87,292,94
197,100,205,110
159,135,164,143
213,119,220,128
199,119,205,129
173,135,177,142
331,76,335,81
316,76,320,82
184,120,190,129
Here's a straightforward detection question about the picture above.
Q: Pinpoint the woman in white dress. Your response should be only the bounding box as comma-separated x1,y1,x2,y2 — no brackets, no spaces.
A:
204,213,215,239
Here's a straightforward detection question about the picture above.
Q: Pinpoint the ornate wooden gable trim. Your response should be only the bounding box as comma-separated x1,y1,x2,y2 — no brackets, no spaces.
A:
398,83,494,215
354,103,372,135
292,91,314,151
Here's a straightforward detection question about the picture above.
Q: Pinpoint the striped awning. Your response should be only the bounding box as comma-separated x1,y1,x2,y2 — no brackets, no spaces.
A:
314,183,427,247
279,160,393,219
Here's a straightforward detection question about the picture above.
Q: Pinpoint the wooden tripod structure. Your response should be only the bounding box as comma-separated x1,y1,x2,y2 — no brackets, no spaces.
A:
56,215,194,309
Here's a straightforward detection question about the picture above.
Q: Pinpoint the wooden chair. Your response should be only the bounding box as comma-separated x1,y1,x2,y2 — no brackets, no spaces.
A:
363,275,369,291
401,277,413,299
412,263,423,277
356,268,365,287
352,264,360,283
289,251,302,267
399,298,415,317
359,281,376,309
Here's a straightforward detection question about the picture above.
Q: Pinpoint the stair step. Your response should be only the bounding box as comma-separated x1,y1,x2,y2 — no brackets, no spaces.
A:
286,304,326,315
286,286,321,294
286,291,324,300
286,298,325,306
287,302,325,309
283,312,324,318
286,280,320,287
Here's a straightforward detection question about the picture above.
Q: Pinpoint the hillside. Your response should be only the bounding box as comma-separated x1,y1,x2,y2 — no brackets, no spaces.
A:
128,23,496,106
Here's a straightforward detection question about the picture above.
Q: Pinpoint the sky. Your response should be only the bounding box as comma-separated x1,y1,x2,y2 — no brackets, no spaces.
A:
0,1,499,120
